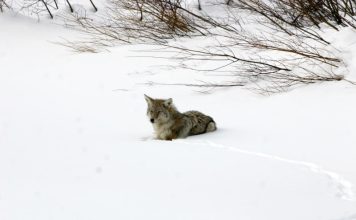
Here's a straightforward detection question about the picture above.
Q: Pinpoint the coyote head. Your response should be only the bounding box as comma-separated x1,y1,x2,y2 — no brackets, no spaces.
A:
144,94,175,124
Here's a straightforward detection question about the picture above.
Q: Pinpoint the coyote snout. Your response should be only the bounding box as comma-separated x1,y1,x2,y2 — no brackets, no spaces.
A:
144,94,217,140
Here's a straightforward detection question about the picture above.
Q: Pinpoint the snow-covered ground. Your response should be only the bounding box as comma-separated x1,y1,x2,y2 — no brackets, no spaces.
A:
1,8,356,220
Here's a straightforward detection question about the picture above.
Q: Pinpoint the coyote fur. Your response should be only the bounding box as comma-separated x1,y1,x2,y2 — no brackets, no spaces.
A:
144,94,217,140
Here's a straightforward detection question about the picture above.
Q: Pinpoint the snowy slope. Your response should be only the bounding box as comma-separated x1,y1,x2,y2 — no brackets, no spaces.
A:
1,11,356,220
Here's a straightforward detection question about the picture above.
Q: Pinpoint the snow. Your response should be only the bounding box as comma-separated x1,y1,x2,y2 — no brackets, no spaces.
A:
1,7,356,220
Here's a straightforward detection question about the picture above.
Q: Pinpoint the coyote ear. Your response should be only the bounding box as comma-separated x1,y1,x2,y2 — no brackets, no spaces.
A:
164,98,173,106
144,94,153,105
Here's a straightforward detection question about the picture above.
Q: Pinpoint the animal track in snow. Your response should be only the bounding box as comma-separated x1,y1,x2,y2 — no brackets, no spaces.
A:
178,140,355,201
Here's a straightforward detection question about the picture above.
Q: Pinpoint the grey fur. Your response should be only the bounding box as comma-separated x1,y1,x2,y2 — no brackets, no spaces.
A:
144,94,217,140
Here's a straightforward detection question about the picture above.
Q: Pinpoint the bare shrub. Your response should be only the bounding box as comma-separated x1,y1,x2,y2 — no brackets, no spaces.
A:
0,0,11,12
118,0,192,34
61,0,353,93
11,0,57,19
60,0,217,49
2,0,97,19
233,0,356,30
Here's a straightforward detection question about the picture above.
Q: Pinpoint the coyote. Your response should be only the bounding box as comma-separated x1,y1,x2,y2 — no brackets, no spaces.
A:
144,94,217,140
